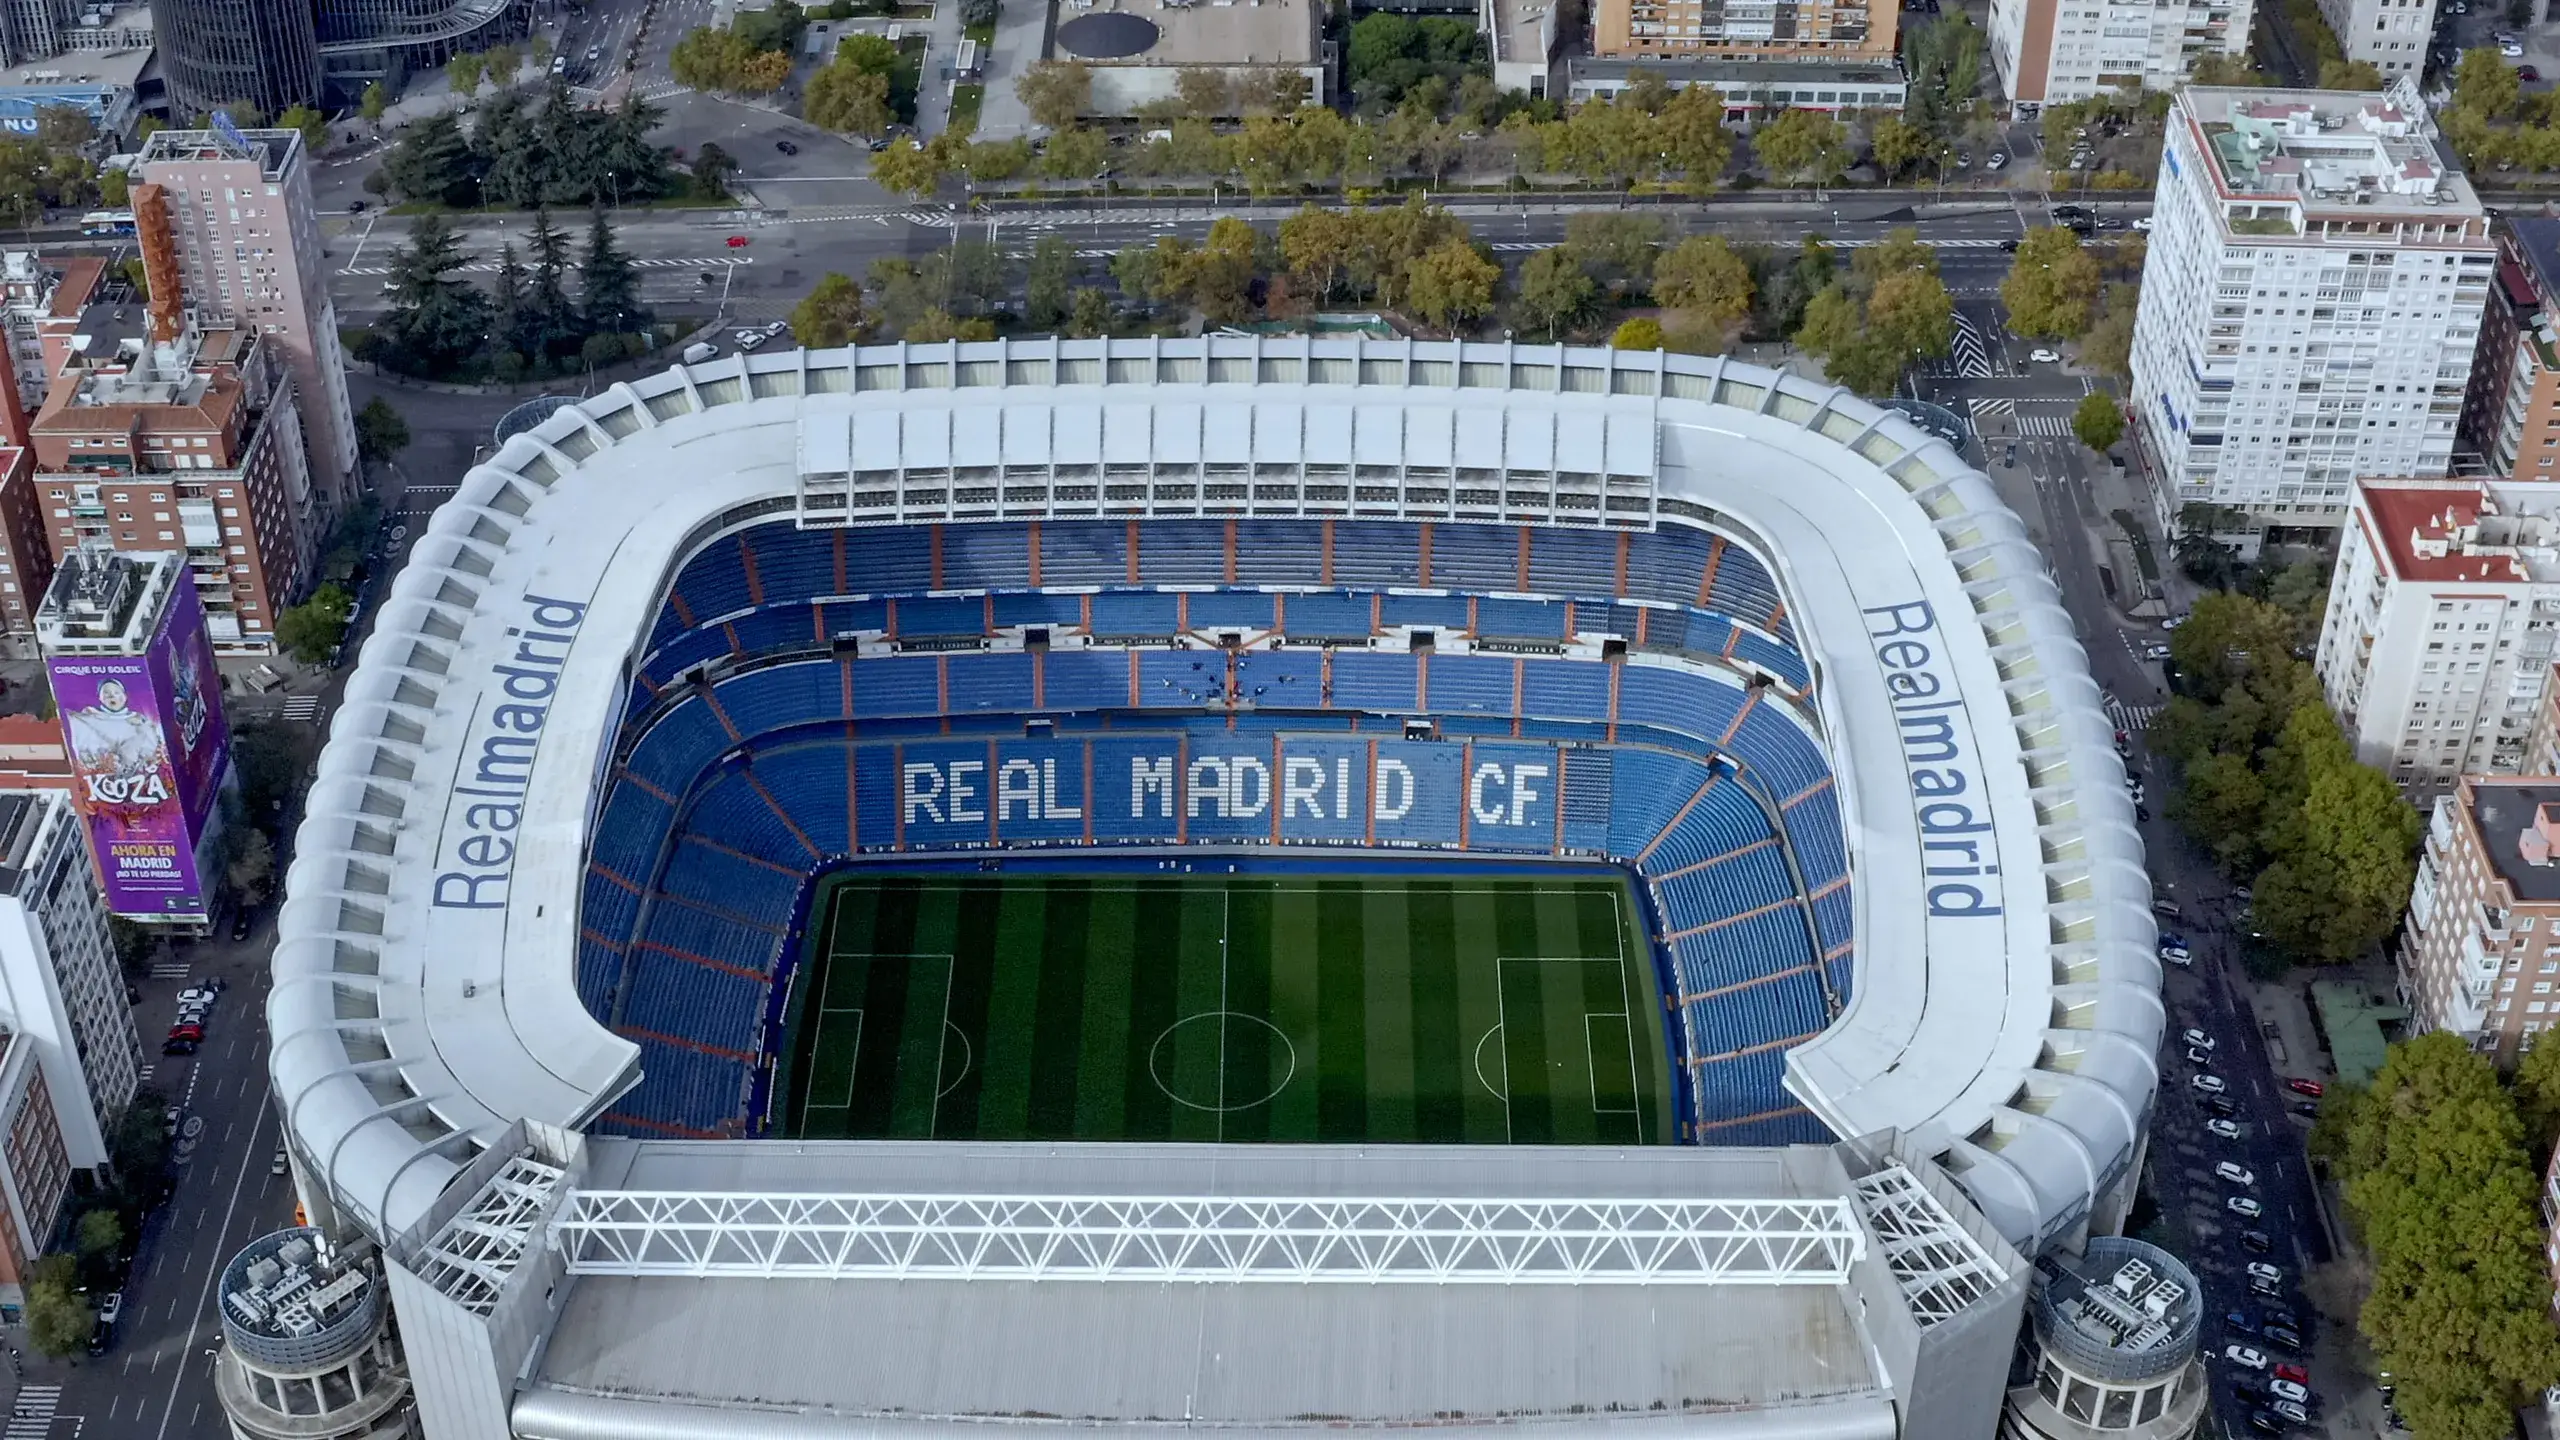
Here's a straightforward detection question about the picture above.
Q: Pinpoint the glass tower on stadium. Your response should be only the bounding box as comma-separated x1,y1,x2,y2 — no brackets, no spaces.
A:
314,0,527,98
158,0,322,118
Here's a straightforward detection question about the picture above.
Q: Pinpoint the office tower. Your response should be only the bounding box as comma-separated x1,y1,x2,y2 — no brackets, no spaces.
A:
2129,82,2494,549
135,127,354,519
157,0,320,118
1989,0,2252,107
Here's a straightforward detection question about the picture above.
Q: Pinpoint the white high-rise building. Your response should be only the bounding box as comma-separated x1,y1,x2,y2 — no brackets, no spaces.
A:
2316,477,2560,796
1988,0,2250,108
2315,0,2436,81
0,788,139,1165
2129,81,2495,548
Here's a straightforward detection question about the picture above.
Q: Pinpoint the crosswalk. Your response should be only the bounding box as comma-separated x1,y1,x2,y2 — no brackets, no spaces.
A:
8,1384,60,1440
1947,313,1992,379
149,959,191,980
339,255,752,277
282,695,322,723
2105,698,2163,734
1966,398,2078,438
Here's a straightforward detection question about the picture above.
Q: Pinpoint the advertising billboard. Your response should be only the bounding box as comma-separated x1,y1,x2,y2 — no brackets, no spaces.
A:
50,578,232,919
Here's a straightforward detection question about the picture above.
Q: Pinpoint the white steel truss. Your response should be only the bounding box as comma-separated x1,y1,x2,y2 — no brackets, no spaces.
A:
1850,1164,2009,1326
412,1156,567,1314
549,1192,1867,1285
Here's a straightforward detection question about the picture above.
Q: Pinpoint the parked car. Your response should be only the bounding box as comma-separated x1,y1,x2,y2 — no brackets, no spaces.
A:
2269,1377,2310,1405
161,1037,196,1055
2243,1412,2284,1436
2224,1309,2256,1334
2185,1046,2212,1066
2144,642,2173,660
1986,151,2009,170
2503,41,2525,55
271,1150,289,1176
2132,216,2154,231
2271,1399,2311,1425
2227,1195,2263,1218
167,1022,203,1042
2246,1262,2283,1285
99,1292,121,1326
2286,1077,2325,1097
178,985,216,1007
2207,1118,2242,1139
2191,1073,2226,1094
2290,1100,2320,1117
2224,1345,2270,1370
776,139,800,154
2182,1028,2214,1050
2523,63,2544,81
2238,1229,2272,1252
2203,1095,2238,1117
2029,347,2061,363
2273,1361,2310,1385
2216,1161,2256,1186
2262,1324,2302,1351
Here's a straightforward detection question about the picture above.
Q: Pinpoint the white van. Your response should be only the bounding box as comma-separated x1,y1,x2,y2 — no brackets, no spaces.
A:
681,341,718,364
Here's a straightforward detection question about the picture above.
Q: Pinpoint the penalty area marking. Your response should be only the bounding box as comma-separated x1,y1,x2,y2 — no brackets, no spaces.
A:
798,949,954,1137
1493,955,1644,1146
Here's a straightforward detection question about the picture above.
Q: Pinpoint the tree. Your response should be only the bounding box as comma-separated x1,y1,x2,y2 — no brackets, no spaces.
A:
1563,212,1664,295
1610,317,1664,350
2317,1034,2560,1438
1652,236,1755,345
1176,67,1231,120
24,1254,87,1358
226,828,275,903
1017,61,1091,130
869,136,947,198
791,272,873,347
578,209,644,336
379,213,491,375
1026,235,1078,329
2456,46,2521,120
905,308,996,342
447,50,487,98
1867,113,1933,176
1040,125,1110,181
275,584,354,665
98,167,126,205
1654,84,1732,190
2514,1031,2560,1165
1901,9,1983,142
2001,226,2104,338
2071,391,2123,453
105,915,155,978
1865,268,1954,368
520,208,578,360
1066,287,1114,337
2080,283,2138,381
360,82,388,123
353,398,410,465
277,104,328,150
76,1208,120,1263
1403,237,1498,331
1513,247,1595,339
807,62,894,136
1168,216,1261,323
382,112,477,205
2188,53,2263,85
2319,57,2386,89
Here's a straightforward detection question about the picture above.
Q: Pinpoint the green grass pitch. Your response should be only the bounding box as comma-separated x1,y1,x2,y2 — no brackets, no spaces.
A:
773,872,1678,1146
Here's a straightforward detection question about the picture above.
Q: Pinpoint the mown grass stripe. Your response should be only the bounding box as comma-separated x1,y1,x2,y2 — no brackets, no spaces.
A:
1221,881,1277,1143
973,878,1046,1138
1447,885,1510,1143
1025,879,1090,1139
1263,881,1325,1142
1314,881,1369,1142
1074,881,1138,1138
1360,882,1417,1142
934,880,1003,1139
1404,880,1464,1144
1168,883,1229,1142
1121,881,1184,1142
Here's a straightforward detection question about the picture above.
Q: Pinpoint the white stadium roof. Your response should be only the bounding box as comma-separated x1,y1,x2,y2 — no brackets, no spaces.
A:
271,338,2162,1270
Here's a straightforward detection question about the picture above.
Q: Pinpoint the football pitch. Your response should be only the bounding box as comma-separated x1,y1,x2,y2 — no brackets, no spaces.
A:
774,872,1677,1146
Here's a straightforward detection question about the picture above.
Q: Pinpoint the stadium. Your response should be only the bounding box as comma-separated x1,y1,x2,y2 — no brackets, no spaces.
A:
270,338,2164,1440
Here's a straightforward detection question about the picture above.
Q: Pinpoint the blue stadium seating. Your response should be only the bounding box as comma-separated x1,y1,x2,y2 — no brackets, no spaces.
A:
594,514,1862,1145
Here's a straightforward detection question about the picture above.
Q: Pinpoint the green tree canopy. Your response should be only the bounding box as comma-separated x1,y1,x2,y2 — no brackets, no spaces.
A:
1750,108,1850,184
2071,391,2123,453
275,584,355,666
2001,226,2104,339
354,398,410,466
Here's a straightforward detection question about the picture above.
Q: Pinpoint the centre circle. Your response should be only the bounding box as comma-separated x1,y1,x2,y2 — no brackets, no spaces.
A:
1148,1011,1297,1112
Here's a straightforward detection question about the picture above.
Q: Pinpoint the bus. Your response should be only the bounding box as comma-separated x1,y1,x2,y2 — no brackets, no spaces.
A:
79,210,134,236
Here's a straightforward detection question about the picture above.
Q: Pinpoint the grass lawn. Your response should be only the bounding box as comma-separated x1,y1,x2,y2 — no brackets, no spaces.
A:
949,82,983,135
775,872,1675,1146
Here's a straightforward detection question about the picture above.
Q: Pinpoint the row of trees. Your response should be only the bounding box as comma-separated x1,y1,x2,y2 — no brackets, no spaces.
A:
2146,588,2420,964
24,1089,171,1357
2439,47,2560,174
445,39,550,99
804,32,920,136
357,209,652,381
2314,1034,2560,1440
377,83,673,209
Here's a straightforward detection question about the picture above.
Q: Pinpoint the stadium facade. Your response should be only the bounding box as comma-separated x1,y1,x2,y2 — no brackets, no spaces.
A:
267,339,2164,1440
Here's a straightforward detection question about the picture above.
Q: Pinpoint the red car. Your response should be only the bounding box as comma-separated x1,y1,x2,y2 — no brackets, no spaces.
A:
725,235,751,248
166,1023,203,1042
2523,64,2544,81
2272,1361,2310,1386
2286,1078,2324,1098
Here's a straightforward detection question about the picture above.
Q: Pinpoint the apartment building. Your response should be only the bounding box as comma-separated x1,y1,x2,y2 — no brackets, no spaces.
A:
1589,0,1894,61
0,790,137,1167
0,1036,67,1318
0,252,105,416
134,127,355,517
2397,777,2560,1063
26,300,312,651
2315,478,2560,792
0,445,51,656
2459,218,2560,483
2128,82,2495,547
1989,0,2252,107
2315,0,2435,81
